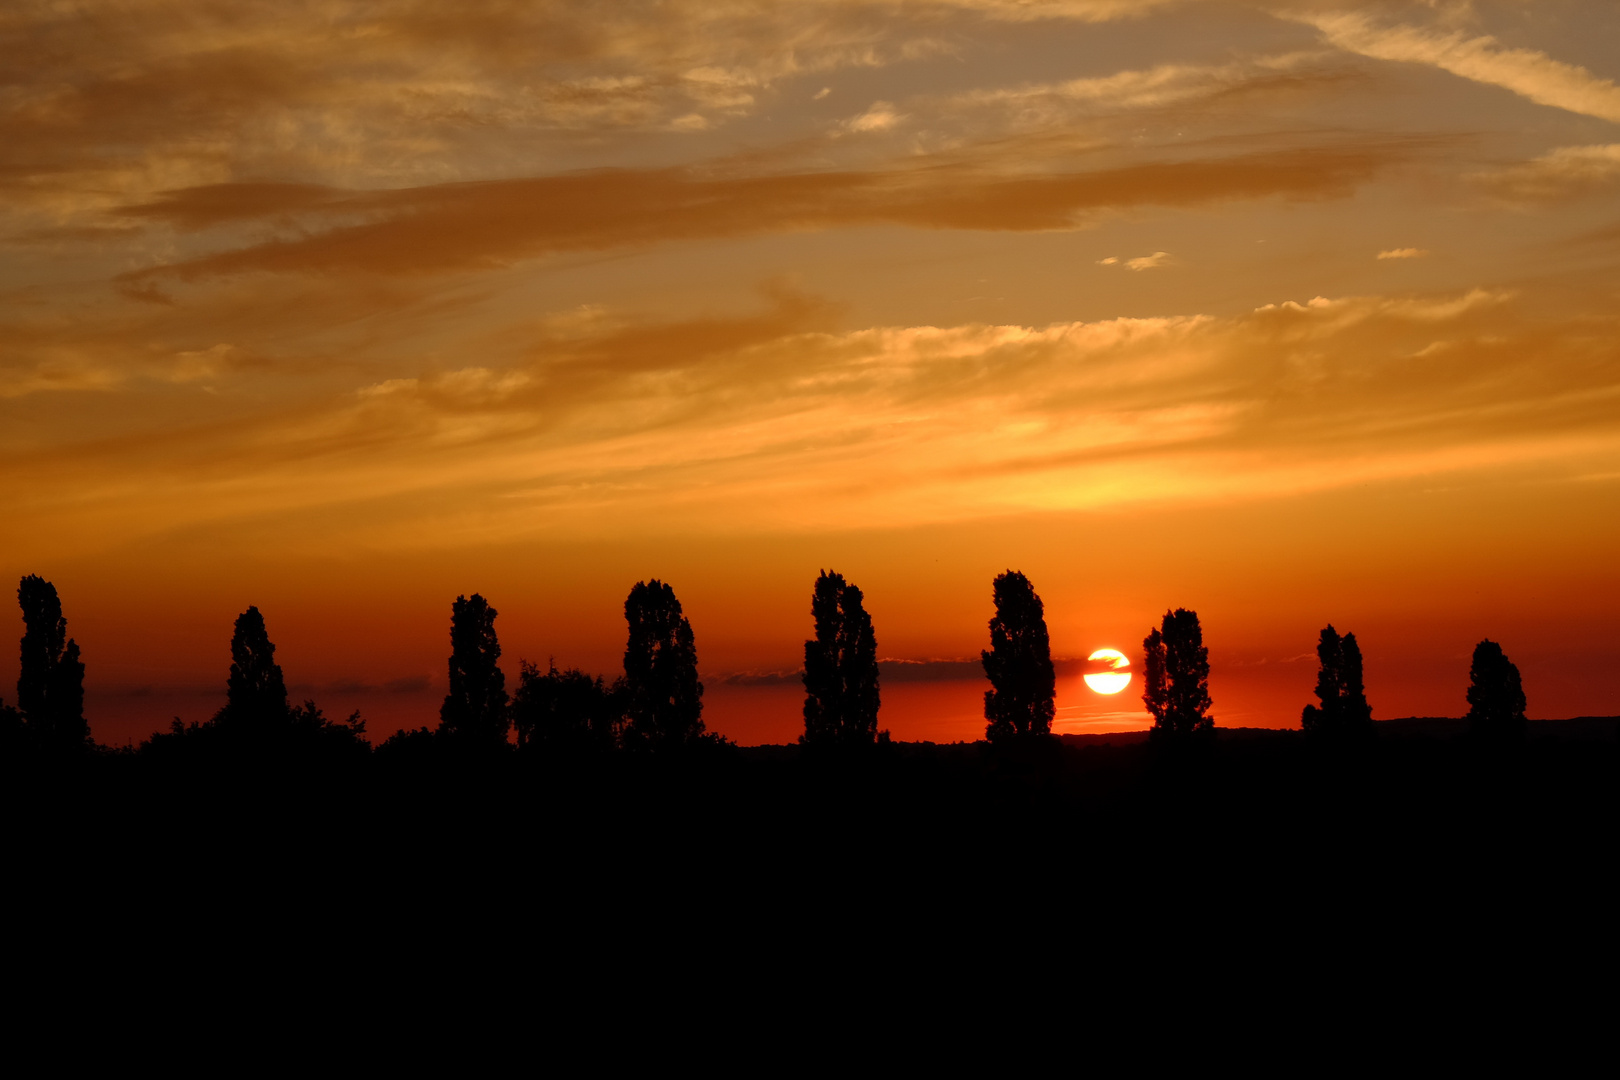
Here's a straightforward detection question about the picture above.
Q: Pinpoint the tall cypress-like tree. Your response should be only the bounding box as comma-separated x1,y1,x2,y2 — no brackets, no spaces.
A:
1340,633,1372,728
801,570,881,748
1301,625,1374,739
221,606,289,730
981,571,1056,742
439,593,509,750
1143,608,1212,742
1465,639,1527,742
16,575,89,751
1142,627,1168,730
621,580,705,751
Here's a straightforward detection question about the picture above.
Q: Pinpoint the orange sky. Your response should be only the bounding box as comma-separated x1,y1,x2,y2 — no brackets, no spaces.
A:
3,1,1618,745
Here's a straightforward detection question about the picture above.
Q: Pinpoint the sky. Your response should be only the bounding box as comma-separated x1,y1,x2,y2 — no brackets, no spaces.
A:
3,0,1618,746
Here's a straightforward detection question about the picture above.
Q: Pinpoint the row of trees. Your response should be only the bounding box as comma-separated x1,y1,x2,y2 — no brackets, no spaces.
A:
4,571,1534,757
418,579,715,755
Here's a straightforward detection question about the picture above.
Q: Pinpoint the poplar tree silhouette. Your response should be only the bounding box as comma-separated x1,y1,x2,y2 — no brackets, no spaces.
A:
16,575,89,752
800,570,881,748
0,698,21,751
981,571,1056,741
439,594,509,750
511,661,620,754
1143,608,1212,742
1465,639,1527,742
621,580,705,751
1301,625,1374,739
220,606,289,731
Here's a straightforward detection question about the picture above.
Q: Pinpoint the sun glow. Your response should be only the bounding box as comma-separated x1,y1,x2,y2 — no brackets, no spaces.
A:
1082,648,1132,695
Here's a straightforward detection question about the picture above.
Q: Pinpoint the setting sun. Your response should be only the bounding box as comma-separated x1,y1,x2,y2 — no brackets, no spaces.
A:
1083,649,1133,696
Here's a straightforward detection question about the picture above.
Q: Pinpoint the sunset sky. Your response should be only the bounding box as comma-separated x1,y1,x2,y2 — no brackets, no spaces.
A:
3,0,1618,745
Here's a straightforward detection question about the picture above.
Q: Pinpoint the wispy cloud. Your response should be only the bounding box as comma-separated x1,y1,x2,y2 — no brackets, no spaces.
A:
5,283,1615,561
944,51,1332,123
1377,247,1428,260
1475,144,1620,201
844,101,905,133
1100,251,1174,270
1126,251,1172,271
1298,11,1620,123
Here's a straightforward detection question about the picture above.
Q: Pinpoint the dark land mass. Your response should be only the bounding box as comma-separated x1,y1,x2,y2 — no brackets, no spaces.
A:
9,717,1616,950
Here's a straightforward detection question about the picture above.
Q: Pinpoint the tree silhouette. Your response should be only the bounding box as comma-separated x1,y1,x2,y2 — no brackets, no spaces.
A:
511,661,621,754
621,580,705,751
16,575,89,752
981,571,1056,742
1301,626,1374,739
219,606,289,732
1465,639,1527,742
1143,609,1212,742
439,594,509,750
137,606,371,760
0,698,21,752
801,570,881,749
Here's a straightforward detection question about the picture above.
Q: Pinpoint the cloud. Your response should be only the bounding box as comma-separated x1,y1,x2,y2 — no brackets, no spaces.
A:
1377,247,1428,259
1298,11,1620,123
119,141,1419,280
1475,144,1620,201
845,102,904,133
1125,251,1172,271
1100,252,1173,270
6,280,1615,563
944,51,1334,124
114,183,345,230
923,0,1181,21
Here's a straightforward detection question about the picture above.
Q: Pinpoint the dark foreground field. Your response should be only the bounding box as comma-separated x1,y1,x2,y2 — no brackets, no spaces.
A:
11,718,1615,924
7,716,1617,1049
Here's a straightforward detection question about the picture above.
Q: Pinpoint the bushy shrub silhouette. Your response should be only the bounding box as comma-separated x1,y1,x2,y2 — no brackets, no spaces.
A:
981,571,1056,742
511,661,621,754
801,570,881,749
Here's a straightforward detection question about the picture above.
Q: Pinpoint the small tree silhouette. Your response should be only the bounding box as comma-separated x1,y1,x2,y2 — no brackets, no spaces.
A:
1143,609,1212,742
621,580,705,751
16,575,89,752
981,571,1056,742
1301,626,1374,739
801,570,881,749
439,594,509,750
511,661,621,754
1465,639,1526,742
220,606,289,732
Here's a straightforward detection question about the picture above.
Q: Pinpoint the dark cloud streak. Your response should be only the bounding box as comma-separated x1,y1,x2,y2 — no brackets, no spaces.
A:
123,141,1424,280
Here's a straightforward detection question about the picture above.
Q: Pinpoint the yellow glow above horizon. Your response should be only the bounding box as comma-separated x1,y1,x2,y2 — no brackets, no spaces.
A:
1083,648,1132,695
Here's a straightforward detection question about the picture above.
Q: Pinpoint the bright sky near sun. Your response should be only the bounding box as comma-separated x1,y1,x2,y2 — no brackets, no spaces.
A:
3,1,1618,744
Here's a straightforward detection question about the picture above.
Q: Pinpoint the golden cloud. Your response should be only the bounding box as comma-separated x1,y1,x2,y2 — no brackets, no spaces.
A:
1475,144,1620,201
1299,10,1620,122
5,281,1617,563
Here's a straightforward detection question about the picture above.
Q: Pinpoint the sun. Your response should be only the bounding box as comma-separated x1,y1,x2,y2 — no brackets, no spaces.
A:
1082,648,1132,695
